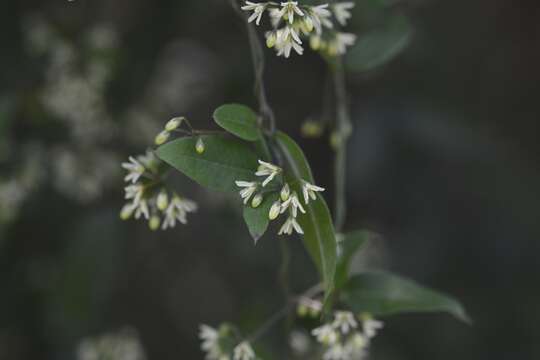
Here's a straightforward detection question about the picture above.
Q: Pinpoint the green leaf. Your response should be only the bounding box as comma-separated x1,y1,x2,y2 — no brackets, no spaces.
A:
346,15,412,73
335,231,370,290
243,192,279,243
213,104,261,141
275,131,337,305
342,271,471,323
156,135,258,192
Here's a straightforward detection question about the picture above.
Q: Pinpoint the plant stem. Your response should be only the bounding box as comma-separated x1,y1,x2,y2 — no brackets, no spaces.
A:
332,57,353,233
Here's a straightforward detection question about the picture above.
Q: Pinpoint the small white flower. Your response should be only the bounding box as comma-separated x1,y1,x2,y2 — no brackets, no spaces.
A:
274,26,304,58
241,1,268,26
236,181,258,204
323,343,351,360
278,1,304,24
301,180,325,204
312,324,339,345
289,331,311,355
122,156,145,183
280,191,305,218
125,184,144,205
331,32,356,55
362,317,384,339
278,215,304,235
255,160,281,186
199,325,221,357
233,341,255,360
162,195,197,229
134,198,150,220
332,311,358,334
120,202,137,220
348,332,368,352
309,4,333,34
332,2,355,26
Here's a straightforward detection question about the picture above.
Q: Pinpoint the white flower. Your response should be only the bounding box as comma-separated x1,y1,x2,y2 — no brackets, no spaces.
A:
278,215,304,235
332,2,355,26
301,180,325,204
323,343,351,360
236,181,258,204
125,184,144,206
162,195,197,229
309,4,333,34
120,202,137,220
241,1,268,26
122,156,145,183
332,311,357,334
312,324,339,345
255,160,281,186
278,1,304,24
280,191,305,218
289,331,311,355
362,317,384,339
331,32,356,55
347,332,368,353
233,342,255,360
134,198,150,220
199,325,223,359
274,26,304,58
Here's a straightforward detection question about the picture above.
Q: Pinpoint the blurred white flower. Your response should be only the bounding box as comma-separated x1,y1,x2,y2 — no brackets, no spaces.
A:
242,1,269,26
122,156,146,184
233,342,255,360
362,316,384,338
332,2,355,26
162,195,198,229
332,311,358,334
278,1,304,24
312,324,339,345
76,327,146,360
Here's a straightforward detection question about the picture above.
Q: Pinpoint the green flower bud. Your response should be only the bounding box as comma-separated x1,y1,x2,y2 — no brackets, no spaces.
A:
149,215,161,231
195,137,205,154
155,130,170,145
297,303,309,318
301,120,324,138
266,32,277,48
268,201,282,220
280,184,290,202
310,35,321,51
120,204,134,220
157,190,169,211
165,117,184,131
251,193,263,208
309,306,321,318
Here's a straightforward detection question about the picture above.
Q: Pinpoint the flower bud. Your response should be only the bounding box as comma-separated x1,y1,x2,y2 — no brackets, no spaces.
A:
303,17,314,33
268,201,282,220
297,303,308,318
280,184,290,202
165,117,184,131
330,132,341,150
149,215,161,231
251,193,263,208
309,306,321,318
195,137,205,154
301,120,324,138
120,203,135,220
266,32,277,48
310,35,321,51
157,190,169,211
155,130,170,145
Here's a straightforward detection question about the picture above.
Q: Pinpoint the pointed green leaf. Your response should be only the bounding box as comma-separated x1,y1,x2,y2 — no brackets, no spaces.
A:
213,104,261,141
346,15,412,73
156,135,258,192
243,192,279,243
342,271,471,323
275,131,337,305
335,230,370,290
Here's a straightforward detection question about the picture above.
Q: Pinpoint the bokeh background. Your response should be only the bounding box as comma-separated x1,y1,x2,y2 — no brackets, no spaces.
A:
1,0,540,359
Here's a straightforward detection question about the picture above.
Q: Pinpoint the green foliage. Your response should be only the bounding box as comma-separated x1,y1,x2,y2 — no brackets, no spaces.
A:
213,104,261,141
347,14,412,72
275,131,337,305
342,271,471,323
156,135,258,192
335,230,370,290
243,192,280,243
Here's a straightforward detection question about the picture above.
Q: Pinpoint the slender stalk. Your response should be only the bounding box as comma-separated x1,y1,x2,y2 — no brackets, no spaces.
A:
332,57,353,233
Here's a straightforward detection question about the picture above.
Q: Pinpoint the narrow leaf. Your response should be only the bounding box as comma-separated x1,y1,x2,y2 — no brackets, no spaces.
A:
342,271,471,323
243,192,279,243
335,230,370,290
275,131,337,305
156,135,258,192
213,104,261,141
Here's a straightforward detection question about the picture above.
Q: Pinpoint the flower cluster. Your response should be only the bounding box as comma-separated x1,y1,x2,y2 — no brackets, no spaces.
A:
241,1,357,57
120,150,197,230
300,304,384,360
199,324,257,360
235,160,325,236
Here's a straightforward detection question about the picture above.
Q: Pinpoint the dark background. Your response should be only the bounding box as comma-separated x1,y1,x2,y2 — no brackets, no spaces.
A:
1,0,539,359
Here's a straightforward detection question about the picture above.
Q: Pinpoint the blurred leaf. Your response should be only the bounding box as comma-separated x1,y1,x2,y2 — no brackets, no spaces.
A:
275,131,337,305
157,135,258,192
213,104,261,141
346,14,412,73
335,230,370,290
243,192,279,243
342,271,471,323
